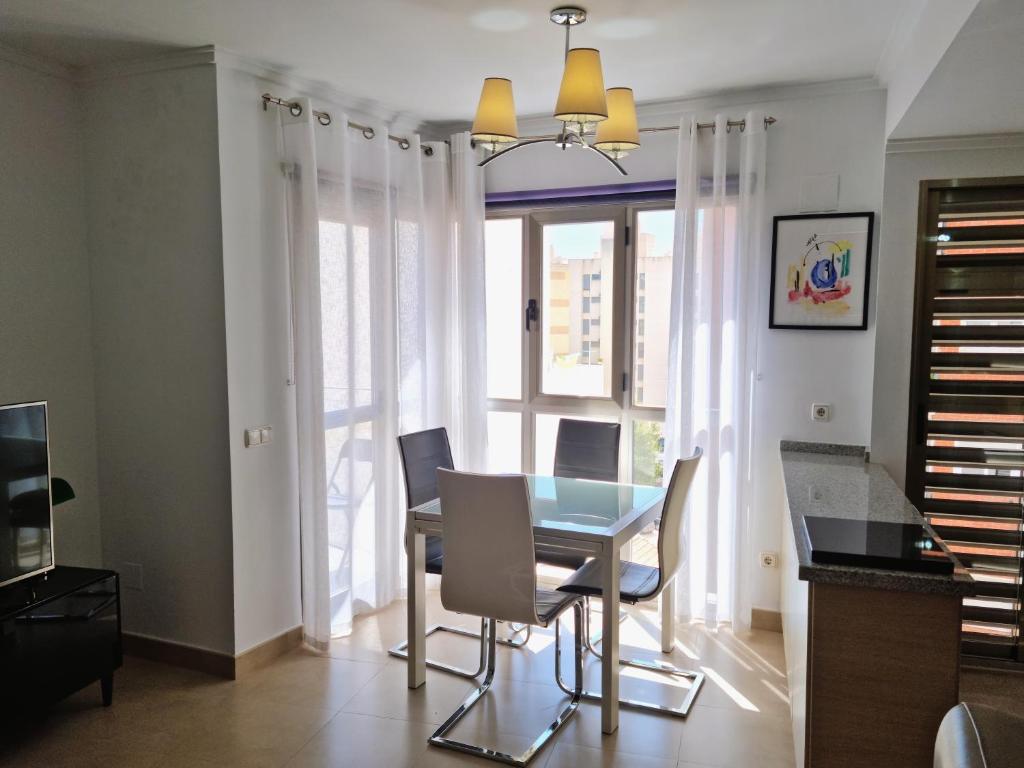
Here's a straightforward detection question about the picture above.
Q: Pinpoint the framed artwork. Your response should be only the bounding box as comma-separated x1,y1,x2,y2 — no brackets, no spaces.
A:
768,212,874,330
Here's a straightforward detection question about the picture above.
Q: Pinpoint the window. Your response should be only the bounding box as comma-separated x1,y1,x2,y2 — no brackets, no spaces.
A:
485,219,523,400
484,203,676,484
540,219,614,398
632,209,674,409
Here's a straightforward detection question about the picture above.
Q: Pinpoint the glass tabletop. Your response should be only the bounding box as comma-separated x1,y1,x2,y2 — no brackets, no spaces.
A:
416,475,666,536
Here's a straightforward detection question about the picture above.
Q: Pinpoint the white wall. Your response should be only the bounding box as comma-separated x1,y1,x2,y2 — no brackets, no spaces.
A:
214,60,302,654
484,83,888,612
870,134,1024,488
81,61,236,655
0,52,103,568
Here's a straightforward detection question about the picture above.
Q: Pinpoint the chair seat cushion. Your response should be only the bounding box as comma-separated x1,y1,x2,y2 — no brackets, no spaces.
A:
535,588,582,626
935,702,1024,768
556,559,660,604
425,535,444,575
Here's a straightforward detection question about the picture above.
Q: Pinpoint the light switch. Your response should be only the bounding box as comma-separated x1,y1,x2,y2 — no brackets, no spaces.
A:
260,427,272,444
245,428,261,447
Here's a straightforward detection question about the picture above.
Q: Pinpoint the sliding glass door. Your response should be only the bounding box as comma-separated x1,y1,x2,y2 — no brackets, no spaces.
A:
484,203,675,489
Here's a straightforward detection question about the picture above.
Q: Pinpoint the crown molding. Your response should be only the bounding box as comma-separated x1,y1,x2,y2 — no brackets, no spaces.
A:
886,132,1024,155
0,42,75,80
874,0,928,83
212,47,427,133
75,45,216,84
427,75,882,137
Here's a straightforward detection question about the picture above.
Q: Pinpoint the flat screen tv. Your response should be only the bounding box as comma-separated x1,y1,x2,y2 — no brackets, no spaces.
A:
0,401,54,589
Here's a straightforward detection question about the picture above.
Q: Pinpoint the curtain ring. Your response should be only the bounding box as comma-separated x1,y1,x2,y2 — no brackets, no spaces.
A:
398,138,411,150
740,122,746,132
362,127,375,140
423,146,434,156
289,103,302,117
316,112,332,127
726,123,732,133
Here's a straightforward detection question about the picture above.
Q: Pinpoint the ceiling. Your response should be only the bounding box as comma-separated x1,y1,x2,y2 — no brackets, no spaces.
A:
891,0,1024,139
1,0,917,123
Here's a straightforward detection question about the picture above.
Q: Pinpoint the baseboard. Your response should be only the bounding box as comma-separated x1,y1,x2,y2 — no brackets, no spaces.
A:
123,625,304,680
234,625,304,678
123,632,236,679
751,608,783,633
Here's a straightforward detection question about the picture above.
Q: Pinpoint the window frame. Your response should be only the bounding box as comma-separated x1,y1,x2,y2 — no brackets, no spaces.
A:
484,201,674,483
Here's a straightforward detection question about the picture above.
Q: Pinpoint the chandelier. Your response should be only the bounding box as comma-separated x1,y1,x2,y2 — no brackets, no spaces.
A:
470,6,639,175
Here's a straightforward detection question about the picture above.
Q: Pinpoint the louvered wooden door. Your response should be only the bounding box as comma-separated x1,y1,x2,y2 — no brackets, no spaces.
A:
906,177,1024,661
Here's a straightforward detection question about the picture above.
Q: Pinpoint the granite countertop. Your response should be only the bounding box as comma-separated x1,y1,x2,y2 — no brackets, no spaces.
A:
780,440,976,596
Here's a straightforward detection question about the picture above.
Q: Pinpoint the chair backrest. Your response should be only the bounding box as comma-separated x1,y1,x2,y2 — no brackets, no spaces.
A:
397,427,454,509
656,448,703,593
436,469,539,626
553,419,621,482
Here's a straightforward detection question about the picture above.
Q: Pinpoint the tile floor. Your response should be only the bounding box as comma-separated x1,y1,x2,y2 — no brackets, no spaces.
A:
0,593,795,768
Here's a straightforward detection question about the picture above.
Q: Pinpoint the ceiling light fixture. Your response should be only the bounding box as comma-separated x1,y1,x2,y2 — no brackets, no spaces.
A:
471,6,639,175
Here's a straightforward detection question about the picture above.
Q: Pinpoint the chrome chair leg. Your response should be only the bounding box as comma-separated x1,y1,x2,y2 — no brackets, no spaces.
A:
388,618,487,679
430,605,583,767
497,623,533,648
389,617,531,676
557,597,705,718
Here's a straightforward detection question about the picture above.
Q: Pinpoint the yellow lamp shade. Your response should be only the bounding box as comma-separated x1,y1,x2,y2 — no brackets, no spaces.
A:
594,87,640,153
553,48,608,124
471,78,519,144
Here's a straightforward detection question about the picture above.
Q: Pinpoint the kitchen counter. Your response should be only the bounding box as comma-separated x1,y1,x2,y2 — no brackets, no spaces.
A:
779,441,973,768
781,440,975,596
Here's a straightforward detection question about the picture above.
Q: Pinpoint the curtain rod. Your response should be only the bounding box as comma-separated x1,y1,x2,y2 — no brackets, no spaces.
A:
263,93,775,154
513,117,777,143
261,93,435,156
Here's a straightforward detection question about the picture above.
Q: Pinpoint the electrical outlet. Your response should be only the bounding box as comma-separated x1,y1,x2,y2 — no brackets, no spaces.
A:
759,552,778,568
121,562,144,591
811,403,831,422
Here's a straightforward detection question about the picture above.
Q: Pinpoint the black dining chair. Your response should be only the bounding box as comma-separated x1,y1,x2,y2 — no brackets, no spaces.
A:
554,450,706,718
535,419,622,572
389,427,529,678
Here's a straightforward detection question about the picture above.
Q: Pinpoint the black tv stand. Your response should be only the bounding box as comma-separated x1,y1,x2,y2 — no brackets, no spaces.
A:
0,566,122,713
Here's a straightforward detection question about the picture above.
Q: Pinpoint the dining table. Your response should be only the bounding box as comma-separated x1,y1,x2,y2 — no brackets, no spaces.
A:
405,474,670,735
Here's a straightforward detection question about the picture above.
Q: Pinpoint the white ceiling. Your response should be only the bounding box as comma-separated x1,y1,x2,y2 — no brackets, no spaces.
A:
891,0,1024,139
1,0,917,123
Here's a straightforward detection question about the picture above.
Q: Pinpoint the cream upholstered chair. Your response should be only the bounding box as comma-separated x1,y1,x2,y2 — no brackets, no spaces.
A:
429,469,584,767
555,449,705,717
389,428,527,680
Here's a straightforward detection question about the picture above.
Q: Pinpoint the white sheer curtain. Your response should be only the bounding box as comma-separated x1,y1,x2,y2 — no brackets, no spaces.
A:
282,104,487,646
664,112,766,629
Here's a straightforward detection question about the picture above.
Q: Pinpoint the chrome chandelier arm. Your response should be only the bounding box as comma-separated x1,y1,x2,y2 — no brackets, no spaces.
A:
477,134,627,175
477,137,557,167
580,141,627,175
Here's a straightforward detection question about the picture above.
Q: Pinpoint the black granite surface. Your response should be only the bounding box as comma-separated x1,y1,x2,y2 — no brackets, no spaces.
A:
781,442,975,595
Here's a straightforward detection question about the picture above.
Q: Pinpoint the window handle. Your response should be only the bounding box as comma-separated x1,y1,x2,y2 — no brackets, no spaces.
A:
525,299,538,332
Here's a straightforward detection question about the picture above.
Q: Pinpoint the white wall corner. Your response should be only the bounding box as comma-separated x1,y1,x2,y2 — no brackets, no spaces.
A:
876,0,979,138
